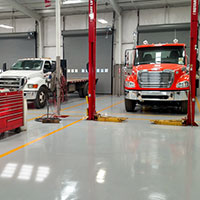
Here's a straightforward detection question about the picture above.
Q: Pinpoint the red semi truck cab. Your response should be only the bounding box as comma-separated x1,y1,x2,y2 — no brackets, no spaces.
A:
124,42,189,113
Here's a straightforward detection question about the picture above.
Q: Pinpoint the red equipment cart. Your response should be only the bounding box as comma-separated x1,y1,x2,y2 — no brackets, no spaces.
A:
0,90,24,136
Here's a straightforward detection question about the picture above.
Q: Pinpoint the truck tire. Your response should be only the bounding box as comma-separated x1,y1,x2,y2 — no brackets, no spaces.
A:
180,101,188,114
14,127,21,134
78,88,84,98
125,99,136,112
82,82,88,97
0,132,5,139
34,86,48,109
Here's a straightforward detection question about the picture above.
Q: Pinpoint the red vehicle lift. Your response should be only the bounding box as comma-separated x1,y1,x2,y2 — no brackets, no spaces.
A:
186,0,199,126
0,91,24,136
87,0,126,123
88,0,97,120
152,0,199,126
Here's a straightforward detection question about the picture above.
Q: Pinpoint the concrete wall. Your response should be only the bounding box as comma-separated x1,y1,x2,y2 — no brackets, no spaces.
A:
0,6,191,62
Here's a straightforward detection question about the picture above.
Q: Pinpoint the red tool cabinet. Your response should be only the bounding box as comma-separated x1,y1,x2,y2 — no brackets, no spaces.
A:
0,91,24,134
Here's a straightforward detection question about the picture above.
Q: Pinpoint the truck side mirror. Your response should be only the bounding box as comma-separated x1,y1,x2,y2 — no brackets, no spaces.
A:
3,63,7,72
124,49,135,68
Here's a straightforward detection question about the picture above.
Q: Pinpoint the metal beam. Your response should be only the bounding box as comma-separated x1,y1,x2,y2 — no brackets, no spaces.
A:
56,0,61,116
109,0,121,16
5,0,41,21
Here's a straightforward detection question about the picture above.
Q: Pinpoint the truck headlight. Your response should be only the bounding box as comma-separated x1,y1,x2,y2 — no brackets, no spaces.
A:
125,81,135,88
28,84,38,89
176,81,189,88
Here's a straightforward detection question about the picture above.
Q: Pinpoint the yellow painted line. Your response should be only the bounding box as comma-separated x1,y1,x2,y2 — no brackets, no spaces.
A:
61,102,86,111
128,118,151,121
97,100,124,113
62,111,84,114
28,115,44,122
196,97,200,113
27,96,108,121
111,112,184,118
0,99,123,159
0,118,84,159
28,113,44,115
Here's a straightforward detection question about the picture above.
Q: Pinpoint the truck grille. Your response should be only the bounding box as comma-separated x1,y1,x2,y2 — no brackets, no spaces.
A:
0,77,26,89
138,70,174,88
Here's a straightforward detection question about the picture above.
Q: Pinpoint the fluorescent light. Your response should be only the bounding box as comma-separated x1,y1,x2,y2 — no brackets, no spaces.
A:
98,19,108,24
0,24,14,29
63,0,82,4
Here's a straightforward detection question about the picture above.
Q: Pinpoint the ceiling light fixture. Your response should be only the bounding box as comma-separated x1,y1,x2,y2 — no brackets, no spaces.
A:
97,19,108,24
0,24,14,29
63,0,82,4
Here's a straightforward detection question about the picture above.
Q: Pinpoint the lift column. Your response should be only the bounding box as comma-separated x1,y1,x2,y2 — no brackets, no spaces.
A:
88,0,97,120
187,0,199,126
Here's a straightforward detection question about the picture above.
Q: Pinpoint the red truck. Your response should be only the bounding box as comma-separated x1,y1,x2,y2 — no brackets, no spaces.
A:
124,42,189,113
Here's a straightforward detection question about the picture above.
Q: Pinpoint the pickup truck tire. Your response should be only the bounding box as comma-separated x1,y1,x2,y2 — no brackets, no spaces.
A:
180,101,188,114
125,99,136,112
78,88,84,98
83,82,88,97
14,127,21,134
34,86,48,109
0,132,5,139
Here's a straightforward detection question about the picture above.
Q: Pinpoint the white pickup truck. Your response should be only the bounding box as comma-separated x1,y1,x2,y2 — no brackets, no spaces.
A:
0,58,56,108
0,58,91,108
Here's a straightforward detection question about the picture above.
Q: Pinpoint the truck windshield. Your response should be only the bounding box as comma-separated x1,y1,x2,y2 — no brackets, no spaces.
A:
11,60,43,70
134,46,185,66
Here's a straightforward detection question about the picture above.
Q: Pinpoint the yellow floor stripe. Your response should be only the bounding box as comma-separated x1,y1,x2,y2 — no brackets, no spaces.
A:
28,115,44,122
128,118,151,121
0,118,84,159
97,100,124,113
111,112,185,118
0,99,123,159
27,96,108,121
61,102,86,111
196,97,200,113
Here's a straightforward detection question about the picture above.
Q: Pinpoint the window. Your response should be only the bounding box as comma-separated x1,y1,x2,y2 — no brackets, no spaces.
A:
11,60,43,70
134,46,185,66
43,61,52,72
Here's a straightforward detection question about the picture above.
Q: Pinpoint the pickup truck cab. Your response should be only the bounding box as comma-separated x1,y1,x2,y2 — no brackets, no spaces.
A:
124,42,189,113
0,58,56,108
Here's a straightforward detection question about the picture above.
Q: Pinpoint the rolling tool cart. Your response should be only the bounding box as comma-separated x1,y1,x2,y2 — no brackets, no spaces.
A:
0,90,25,137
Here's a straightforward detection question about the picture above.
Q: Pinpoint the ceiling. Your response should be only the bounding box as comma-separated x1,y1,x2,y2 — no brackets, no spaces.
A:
0,0,191,19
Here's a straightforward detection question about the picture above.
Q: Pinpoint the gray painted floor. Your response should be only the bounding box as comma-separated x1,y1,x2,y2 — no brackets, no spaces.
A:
0,94,200,200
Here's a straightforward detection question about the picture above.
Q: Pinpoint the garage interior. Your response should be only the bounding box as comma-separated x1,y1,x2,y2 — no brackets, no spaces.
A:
0,0,200,200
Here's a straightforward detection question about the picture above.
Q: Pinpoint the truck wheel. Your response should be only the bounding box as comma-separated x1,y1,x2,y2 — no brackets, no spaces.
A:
125,99,136,112
83,82,88,97
34,87,48,109
14,127,21,134
0,132,5,139
78,89,84,98
180,101,188,114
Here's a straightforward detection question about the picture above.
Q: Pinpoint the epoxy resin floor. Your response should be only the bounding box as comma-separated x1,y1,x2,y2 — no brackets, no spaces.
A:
0,95,200,200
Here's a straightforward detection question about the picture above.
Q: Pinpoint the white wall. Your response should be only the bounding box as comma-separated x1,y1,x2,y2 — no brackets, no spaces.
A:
0,6,192,63
0,18,35,33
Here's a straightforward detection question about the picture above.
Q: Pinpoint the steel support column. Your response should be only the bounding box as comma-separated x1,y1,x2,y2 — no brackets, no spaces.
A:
56,0,61,116
186,0,199,126
88,0,97,120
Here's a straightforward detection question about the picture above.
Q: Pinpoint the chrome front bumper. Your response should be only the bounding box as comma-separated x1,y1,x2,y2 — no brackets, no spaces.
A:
24,91,37,100
125,90,188,101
